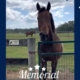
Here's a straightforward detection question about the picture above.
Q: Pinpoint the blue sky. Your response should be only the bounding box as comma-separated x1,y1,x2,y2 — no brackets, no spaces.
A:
6,0,74,29
53,5,74,22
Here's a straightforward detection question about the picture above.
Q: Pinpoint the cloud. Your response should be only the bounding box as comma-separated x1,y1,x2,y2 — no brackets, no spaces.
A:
6,22,27,29
24,11,37,22
6,21,38,29
52,9,64,18
6,0,74,29
6,6,64,24
51,5,65,10
64,12,70,14
6,0,37,11
55,21,64,27
6,0,74,10
6,7,25,22
6,7,38,24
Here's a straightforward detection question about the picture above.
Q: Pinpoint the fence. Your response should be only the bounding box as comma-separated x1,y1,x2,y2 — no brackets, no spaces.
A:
6,38,36,80
6,39,28,65
6,38,74,80
38,40,74,80
6,38,36,64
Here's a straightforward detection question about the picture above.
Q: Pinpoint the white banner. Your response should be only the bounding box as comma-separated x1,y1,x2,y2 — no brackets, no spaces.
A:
9,40,19,45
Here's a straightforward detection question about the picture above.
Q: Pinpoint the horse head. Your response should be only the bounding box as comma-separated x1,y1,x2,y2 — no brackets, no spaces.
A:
36,2,55,41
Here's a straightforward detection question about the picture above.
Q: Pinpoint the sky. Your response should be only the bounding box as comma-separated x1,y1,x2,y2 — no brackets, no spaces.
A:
6,0,74,29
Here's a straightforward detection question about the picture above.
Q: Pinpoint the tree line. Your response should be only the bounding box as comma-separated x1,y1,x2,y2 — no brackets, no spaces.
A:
6,20,74,33
56,20,74,32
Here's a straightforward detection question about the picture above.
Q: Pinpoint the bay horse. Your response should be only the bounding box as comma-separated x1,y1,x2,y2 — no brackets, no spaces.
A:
25,31,35,37
36,2,63,80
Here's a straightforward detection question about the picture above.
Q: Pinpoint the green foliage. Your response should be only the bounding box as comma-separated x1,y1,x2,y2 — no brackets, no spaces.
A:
6,28,39,33
56,20,74,32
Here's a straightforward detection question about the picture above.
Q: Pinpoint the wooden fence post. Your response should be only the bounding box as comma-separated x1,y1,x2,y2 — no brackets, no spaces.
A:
27,38,36,80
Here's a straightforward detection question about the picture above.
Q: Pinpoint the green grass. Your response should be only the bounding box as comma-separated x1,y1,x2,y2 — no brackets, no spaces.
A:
6,33,74,73
6,33,74,58
57,55,74,72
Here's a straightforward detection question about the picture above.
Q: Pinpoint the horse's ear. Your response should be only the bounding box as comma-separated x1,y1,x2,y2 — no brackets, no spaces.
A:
36,3,40,11
47,2,51,11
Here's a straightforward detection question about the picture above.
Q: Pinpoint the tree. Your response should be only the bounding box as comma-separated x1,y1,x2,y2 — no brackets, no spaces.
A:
56,20,74,32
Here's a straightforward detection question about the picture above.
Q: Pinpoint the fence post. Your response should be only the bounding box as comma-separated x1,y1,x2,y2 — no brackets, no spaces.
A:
27,38,36,80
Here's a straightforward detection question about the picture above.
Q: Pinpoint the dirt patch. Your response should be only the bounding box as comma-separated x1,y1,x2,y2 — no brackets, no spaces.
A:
6,71,19,79
57,69,74,80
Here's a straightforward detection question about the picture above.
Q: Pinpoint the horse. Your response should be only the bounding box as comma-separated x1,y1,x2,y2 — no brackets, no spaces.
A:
25,31,35,37
36,2,63,80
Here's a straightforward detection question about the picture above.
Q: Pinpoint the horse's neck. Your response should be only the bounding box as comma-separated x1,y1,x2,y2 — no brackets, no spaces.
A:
48,28,56,41
49,30,60,41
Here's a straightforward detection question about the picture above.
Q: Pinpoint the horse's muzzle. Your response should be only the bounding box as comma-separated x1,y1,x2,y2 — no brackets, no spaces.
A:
39,33,48,41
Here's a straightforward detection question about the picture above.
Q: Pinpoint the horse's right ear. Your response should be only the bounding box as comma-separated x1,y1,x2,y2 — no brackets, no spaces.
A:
36,3,40,11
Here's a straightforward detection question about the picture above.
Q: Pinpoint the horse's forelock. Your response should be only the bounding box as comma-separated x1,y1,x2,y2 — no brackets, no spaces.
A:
38,7,46,13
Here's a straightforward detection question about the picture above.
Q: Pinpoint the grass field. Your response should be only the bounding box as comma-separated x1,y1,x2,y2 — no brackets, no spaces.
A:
6,32,74,58
6,32,74,73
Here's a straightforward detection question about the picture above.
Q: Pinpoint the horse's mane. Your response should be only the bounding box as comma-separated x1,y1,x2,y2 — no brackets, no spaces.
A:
38,7,55,33
50,13,55,33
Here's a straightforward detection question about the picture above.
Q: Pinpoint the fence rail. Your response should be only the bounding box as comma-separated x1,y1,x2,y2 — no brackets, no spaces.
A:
40,52,74,56
6,39,27,46
38,40,74,44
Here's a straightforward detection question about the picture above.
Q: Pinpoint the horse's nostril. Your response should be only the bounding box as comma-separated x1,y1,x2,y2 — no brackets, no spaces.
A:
39,33,43,36
45,35,48,37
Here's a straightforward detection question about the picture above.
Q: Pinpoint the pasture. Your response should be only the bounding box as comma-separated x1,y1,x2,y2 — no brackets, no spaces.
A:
6,32,74,58
6,32,74,79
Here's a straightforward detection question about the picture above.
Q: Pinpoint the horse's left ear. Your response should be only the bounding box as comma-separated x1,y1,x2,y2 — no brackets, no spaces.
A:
47,2,51,11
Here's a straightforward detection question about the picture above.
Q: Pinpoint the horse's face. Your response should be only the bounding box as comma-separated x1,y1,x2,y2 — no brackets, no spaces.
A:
36,2,51,41
38,11,51,41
